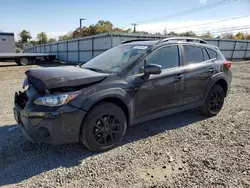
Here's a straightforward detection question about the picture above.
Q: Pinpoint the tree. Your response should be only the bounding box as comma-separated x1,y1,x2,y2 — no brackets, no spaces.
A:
200,31,212,38
58,32,73,41
15,41,23,49
19,30,32,43
180,31,196,37
48,38,56,43
168,31,178,36
232,32,245,40
221,33,233,39
71,20,132,39
30,40,38,46
245,33,250,40
37,32,48,44
95,20,113,34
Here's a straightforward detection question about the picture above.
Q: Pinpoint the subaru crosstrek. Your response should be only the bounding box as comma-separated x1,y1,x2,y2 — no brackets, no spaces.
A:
14,37,232,151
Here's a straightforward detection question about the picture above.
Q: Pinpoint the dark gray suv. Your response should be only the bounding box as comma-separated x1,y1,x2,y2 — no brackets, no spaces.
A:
14,37,232,151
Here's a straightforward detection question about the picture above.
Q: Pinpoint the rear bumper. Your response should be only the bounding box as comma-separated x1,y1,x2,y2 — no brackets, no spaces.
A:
14,100,86,145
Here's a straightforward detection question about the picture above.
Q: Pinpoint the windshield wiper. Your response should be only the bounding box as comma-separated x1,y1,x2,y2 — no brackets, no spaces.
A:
84,67,103,73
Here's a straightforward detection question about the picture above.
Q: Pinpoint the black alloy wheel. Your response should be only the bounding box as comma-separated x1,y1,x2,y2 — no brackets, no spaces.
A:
208,90,224,113
200,84,225,117
93,114,123,146
80,102,127,151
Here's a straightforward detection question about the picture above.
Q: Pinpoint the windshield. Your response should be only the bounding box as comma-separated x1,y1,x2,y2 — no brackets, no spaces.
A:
82,45,150,73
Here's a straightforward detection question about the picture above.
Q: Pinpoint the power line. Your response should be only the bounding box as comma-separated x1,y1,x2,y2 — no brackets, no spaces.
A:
196,25,250,34
121,0,238,27
165,15,248,31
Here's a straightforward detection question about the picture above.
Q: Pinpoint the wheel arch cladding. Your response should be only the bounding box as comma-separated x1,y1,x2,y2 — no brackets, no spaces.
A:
89,97,130,125
81,88,133,125
214,79,228,97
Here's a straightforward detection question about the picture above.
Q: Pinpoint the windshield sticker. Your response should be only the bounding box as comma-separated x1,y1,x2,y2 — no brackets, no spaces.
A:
132,46,148,50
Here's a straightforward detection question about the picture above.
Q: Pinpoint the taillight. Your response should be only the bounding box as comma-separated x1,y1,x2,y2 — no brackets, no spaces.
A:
224,61,231,69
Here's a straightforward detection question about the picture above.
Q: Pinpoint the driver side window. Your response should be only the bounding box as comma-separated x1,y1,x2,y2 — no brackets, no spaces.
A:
134,45,179,74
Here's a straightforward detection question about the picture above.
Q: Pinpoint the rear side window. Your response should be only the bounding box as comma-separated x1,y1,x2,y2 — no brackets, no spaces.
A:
202,48,210,61
207,49,217,59
183,45,203,65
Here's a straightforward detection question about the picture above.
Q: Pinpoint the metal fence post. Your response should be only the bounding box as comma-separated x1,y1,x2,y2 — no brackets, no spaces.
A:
57,43,59,60
231,41,237,61
78,39,80,63
66,41,68,63
243,42,249,60
92,36,94,58
110,33,113,48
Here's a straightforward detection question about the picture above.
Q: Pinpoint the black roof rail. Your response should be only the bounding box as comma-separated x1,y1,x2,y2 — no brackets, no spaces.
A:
121,39,154,44
157,37,207,45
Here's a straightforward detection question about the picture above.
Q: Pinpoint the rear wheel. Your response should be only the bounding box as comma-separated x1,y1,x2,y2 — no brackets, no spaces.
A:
80,102,127,152
15,58,30,66
200,84,225,117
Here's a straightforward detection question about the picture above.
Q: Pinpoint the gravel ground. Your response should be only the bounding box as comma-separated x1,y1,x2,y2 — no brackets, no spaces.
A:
0,61,249,188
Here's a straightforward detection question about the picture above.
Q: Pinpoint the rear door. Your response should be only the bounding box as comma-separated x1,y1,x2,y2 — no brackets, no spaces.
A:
181,45,215,104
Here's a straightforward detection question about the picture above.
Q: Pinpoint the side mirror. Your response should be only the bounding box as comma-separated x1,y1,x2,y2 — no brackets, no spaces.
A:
144,64,162,75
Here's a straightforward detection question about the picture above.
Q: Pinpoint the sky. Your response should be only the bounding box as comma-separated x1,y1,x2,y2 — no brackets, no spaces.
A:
0,0,249,40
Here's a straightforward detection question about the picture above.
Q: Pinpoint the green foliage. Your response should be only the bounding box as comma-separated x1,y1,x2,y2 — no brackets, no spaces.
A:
180,31,196,37
71,20,132,39
58,32,73,41
16,48,22,53
30,40,38,46
19,30,32,43
168,31,178,36
15,41,23,49
200,31,212,38
48,38,56,43
37,32,48,44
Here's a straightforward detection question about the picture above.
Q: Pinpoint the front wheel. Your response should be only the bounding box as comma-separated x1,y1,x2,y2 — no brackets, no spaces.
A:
200,84,225,117
80,102,127,152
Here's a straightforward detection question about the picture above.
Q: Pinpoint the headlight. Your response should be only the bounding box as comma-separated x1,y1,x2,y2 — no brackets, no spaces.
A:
33,93,79,107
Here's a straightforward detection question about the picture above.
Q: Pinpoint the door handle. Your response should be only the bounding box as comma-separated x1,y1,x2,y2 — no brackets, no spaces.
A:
175,74,183,80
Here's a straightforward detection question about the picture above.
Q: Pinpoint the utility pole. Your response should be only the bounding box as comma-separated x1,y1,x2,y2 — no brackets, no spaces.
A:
131,23,138,33
80,18,86,29
41,32,44,45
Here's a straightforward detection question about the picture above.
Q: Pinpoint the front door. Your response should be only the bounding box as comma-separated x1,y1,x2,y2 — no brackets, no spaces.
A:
131,45,185,118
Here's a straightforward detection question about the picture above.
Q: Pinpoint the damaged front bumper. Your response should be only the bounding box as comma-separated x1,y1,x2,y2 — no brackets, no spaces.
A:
14,91,86,145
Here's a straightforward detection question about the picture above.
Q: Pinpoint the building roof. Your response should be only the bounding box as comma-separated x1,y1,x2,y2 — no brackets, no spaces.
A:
0,32,14,36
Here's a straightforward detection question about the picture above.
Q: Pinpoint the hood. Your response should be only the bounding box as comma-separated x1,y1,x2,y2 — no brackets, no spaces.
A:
25,66,108,90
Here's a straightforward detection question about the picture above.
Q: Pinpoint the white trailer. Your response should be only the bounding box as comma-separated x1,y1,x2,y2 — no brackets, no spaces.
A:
0,32,15,53
0,32,56,65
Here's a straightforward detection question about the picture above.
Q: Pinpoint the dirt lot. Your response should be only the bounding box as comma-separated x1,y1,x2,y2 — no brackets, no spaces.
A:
0,61,249,188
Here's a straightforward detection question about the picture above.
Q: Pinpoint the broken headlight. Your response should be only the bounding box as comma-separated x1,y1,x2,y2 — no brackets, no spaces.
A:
33,93,79,107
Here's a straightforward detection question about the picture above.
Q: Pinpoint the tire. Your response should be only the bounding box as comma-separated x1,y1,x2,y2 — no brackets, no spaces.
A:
200,84,225,117
80,102,127,152
16,58,30,66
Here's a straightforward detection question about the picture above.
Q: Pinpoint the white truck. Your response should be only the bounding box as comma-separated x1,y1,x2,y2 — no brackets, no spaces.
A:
0,32,56,65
